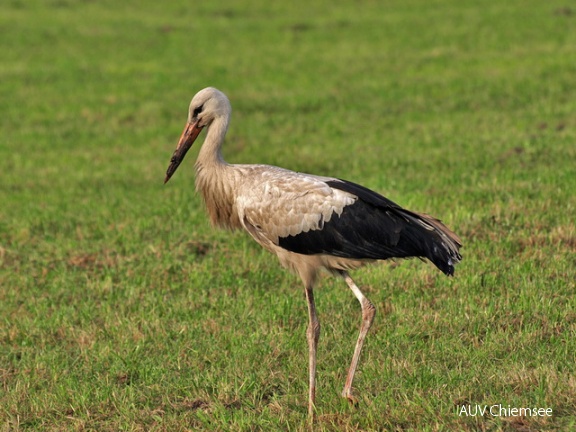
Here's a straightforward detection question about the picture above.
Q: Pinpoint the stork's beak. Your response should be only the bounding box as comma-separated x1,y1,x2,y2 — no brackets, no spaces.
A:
164,120,204,184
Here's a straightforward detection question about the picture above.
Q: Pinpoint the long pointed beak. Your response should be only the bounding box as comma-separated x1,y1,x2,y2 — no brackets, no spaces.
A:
164,120,204,184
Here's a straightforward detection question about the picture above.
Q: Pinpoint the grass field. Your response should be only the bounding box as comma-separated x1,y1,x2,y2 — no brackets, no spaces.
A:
1,0,576,430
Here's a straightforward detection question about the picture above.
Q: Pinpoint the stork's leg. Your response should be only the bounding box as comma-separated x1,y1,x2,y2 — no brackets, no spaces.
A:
304,285,320,418
339,270,376,403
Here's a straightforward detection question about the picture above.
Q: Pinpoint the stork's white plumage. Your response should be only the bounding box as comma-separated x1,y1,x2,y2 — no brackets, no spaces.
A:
164,87,462,417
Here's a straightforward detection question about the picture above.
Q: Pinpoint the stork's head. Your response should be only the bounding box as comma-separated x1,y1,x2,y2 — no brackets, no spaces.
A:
164,87,231,183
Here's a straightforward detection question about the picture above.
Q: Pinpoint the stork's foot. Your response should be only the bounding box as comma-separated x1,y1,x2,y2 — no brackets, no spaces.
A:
342,389,359,406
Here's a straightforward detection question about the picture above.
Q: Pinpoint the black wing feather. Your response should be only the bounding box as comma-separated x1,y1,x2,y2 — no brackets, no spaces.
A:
277,179,461,275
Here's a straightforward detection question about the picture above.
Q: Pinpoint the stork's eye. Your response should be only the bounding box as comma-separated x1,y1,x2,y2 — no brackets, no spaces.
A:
193,105,204,118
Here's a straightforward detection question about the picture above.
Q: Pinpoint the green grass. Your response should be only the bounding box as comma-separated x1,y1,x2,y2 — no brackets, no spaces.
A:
1,0,575,430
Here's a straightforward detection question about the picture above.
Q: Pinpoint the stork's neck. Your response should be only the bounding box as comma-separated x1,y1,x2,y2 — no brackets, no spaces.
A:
194,113,241,230
196,114,230,169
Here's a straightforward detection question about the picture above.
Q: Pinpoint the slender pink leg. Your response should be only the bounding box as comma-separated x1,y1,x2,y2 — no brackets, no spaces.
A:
339,271,376,403
304,286,320,418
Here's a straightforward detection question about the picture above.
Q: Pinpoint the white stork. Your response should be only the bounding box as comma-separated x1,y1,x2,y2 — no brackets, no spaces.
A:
164,87,462,417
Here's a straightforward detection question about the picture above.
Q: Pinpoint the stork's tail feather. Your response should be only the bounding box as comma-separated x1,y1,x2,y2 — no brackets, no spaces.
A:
400,211,462,276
